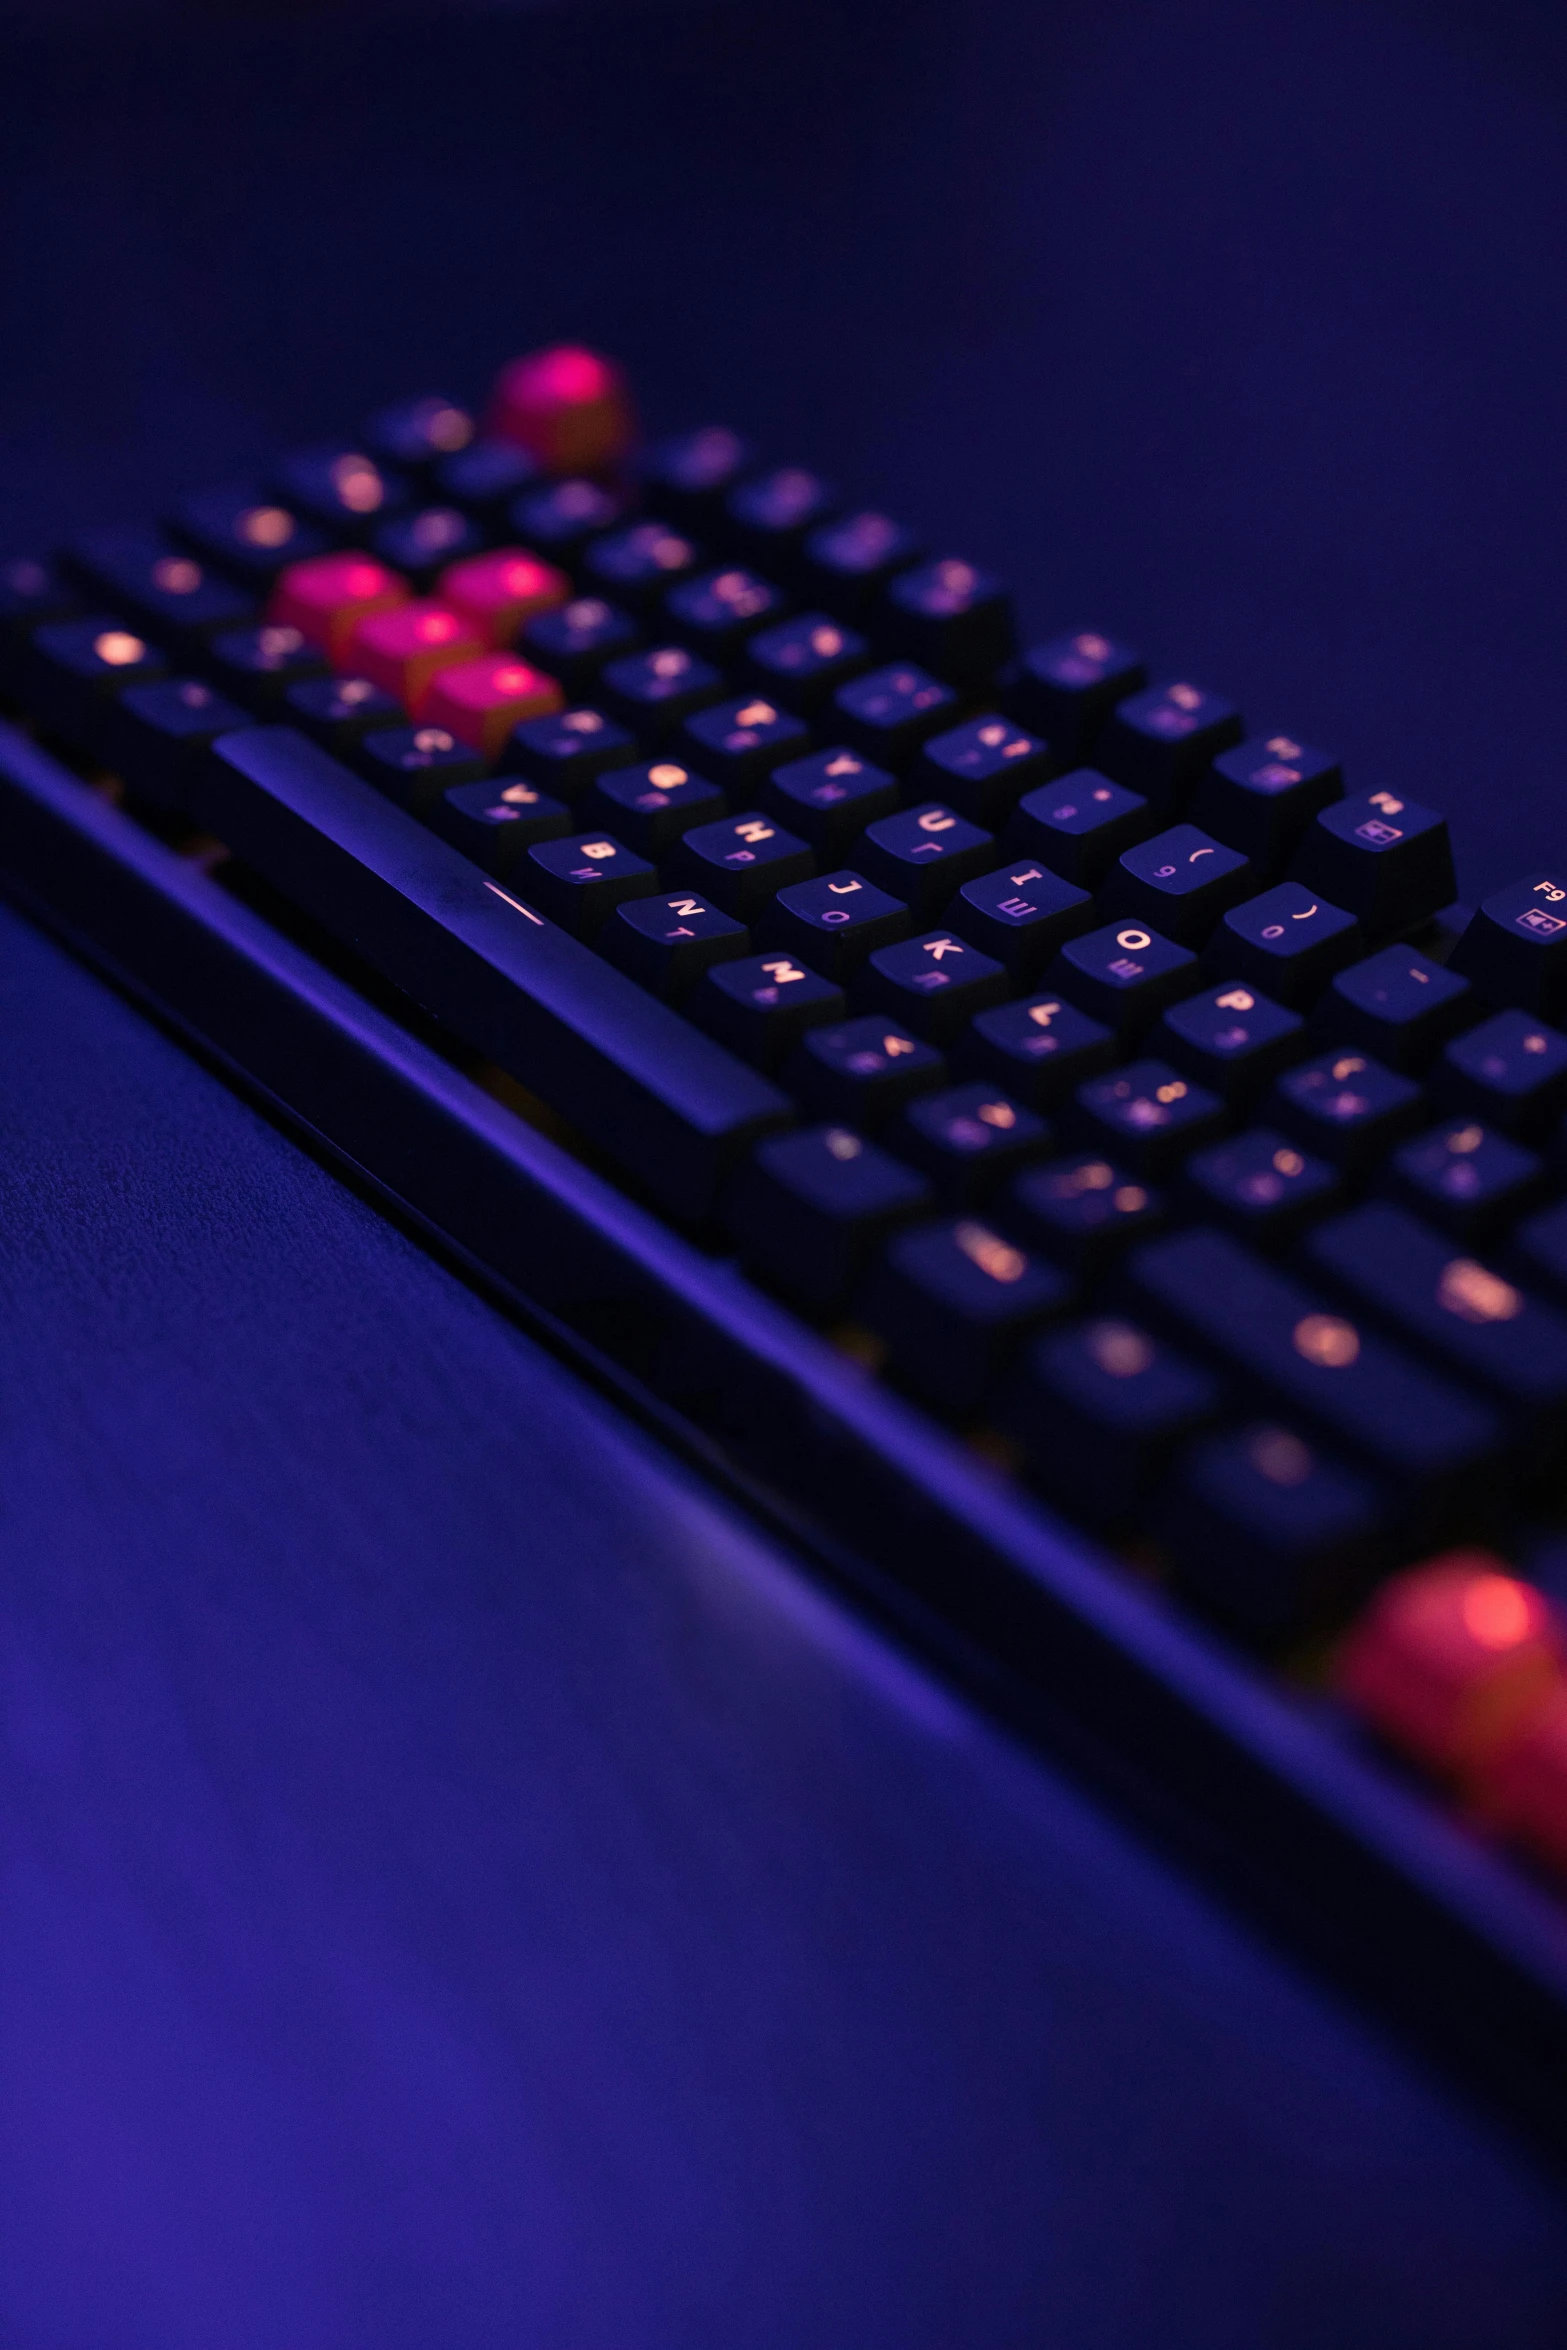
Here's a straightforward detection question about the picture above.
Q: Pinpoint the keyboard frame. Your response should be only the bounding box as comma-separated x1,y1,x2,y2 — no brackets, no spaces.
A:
6,714,1567,2154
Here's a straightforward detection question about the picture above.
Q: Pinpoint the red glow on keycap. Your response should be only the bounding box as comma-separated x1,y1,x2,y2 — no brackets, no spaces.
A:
346,600,487,711
1336,1554,1563,1780
268,552,409,661
437,547,571,646
486,344,636,475
419,653,563,757
1474,1691,1567,1877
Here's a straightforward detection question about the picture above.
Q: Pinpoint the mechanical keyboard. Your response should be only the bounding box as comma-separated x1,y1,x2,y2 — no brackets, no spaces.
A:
7,345,1567,2144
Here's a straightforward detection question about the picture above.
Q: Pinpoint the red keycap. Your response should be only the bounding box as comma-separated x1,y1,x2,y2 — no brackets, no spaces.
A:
1336,1552,1564,1779
486,345,636,475
418,653,564,760
346,600,487,713
268,552,408,662
436,547,571,647
1475,1690,1567,1876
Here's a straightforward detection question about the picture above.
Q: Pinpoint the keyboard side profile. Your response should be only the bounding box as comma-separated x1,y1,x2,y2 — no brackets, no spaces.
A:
7,349,1567,2148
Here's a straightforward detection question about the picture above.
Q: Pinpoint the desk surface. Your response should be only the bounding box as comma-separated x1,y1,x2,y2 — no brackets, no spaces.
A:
5,0,1567,2337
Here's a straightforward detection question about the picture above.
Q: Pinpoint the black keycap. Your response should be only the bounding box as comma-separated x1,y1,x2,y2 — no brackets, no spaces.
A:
725,1124,930,1319
433,438,540,525
762,871,912,979
503,704,637,798
600,889,750,1003
1094,679,1244,813
723,466,839,574
195,728,792,1222
863,1217,1069,1416
663,565,788,658
429,776,572,873
1386,1118,1544,1240
1449,872,1567,1021
20,615,169,750
1188,732,1343,875
1182,1127,1340,1246
1317,943,1474,1071
1046,919,1201,1038
0,556,78,690
762,747,900,858
999,631,1146,763
1005,1154,1167,1273
1009,1316,1217,1526
1157,980,1308,1102
1005,767,1154,888
509,477,625,562
1517,1200,1567,1301
1124,1226,1502,1506
1203,881,1362,1009
678,693,810,794
742,612,871,716
98,675,251,809
581,521,703,614
597,643,728,743
857,929,1009,1044
640,426,755,532
519,595,641,697
203,622,328,714
363,393,477,475
1271,1047,1425,1173
1290,790,1457,940
584,758,725,859
800,510,924,620
525,829,659,936
689,951,846,1072
670,810,816,918
914,714,1053,829
1071,1058,1227,1176
271,446,410,540
66,528,255,644
1306,1201,1567,1461
1158,1423,1386,1648
282,671,404,753
786,1015,946,1126
1434,1007,1567,1138
855,801,996,916
169,486,330,585
880,558,1016,687
1102,822,1254,948
895,1083,1050,1203
831,662,958,771
958,993,1117,1111
944,858,1095,984
369,504,483,590
355,723,486,808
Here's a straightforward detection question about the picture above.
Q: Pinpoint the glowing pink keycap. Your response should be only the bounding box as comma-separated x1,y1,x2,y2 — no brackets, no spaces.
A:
267,552,408,662
437,547,571,646
345,600,487,712
419,653,564,760
486,345,636,475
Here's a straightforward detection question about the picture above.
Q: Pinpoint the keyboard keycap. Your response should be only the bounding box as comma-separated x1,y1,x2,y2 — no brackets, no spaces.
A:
944,859,1095,984
762,871,912,979
895,1083,1050,1203
1203,881,1362,1008
669,811,816,918
437,548,572,646
271,446,410,539
1449,872,1567,1022
170,488,330,585
1517,1199,1567,1302
282,672,403,753
354,723,485,808
640,426,754,532
1188,732,1343,874
1005,767,1154,888
1182,1127,1340,1246
430,776,571,873
99,675,251,808
880,557,1015,687
678,693,810,794
419,654,563,760
999,631,1146,762
1071,1058,1227,1176
1094,679,1244,812
193,728,790,1221
800,510,924,620
486,345,635,474
787,1014,945,1127
864,1218,1069,1416
742,612,871,715
958,993,1117,1111
689,951,846,1072
268,552,409,662
347,601,487,716
914,714,1053,829
1046,919,1201,1038
581,521,702,613
1009,1316,1218,1525
1005,1154,1166,1273
1103,822,1254,947
598,643,727,743
67,528,255,643
1388,1119,1544,1240
503,705,637,799
370,505,483,591
1157,981,1307,1102
761,747,900,857
855,802,996,916
1271,1047,1424,1172
1433,1007,1567,1139
831,661,958,770
518,595,640,696
584,758,725,859
1291,790,1457,940
21,616,168,750
664,565,788,657
525,830,659,936
726,1125,931,1319
1,557,78,692
363,393,476,475
1317,943,1474,1071
433,438,540,525
509,477,626,563
600,889,750,1003
857,929,1009,1043
203,622,328,713
724,465,839,574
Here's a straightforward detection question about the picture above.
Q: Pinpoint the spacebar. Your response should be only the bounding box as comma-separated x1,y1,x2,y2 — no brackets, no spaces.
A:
193,727,792,1220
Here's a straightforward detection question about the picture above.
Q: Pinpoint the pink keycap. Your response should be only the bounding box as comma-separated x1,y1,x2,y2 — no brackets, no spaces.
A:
486,345,636,475
437,547,571,646
267,553,408,662
419,653,564,760
345,600,487,712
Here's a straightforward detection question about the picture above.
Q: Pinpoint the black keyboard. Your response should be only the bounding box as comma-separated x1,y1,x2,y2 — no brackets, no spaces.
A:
7,346,1567,2146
